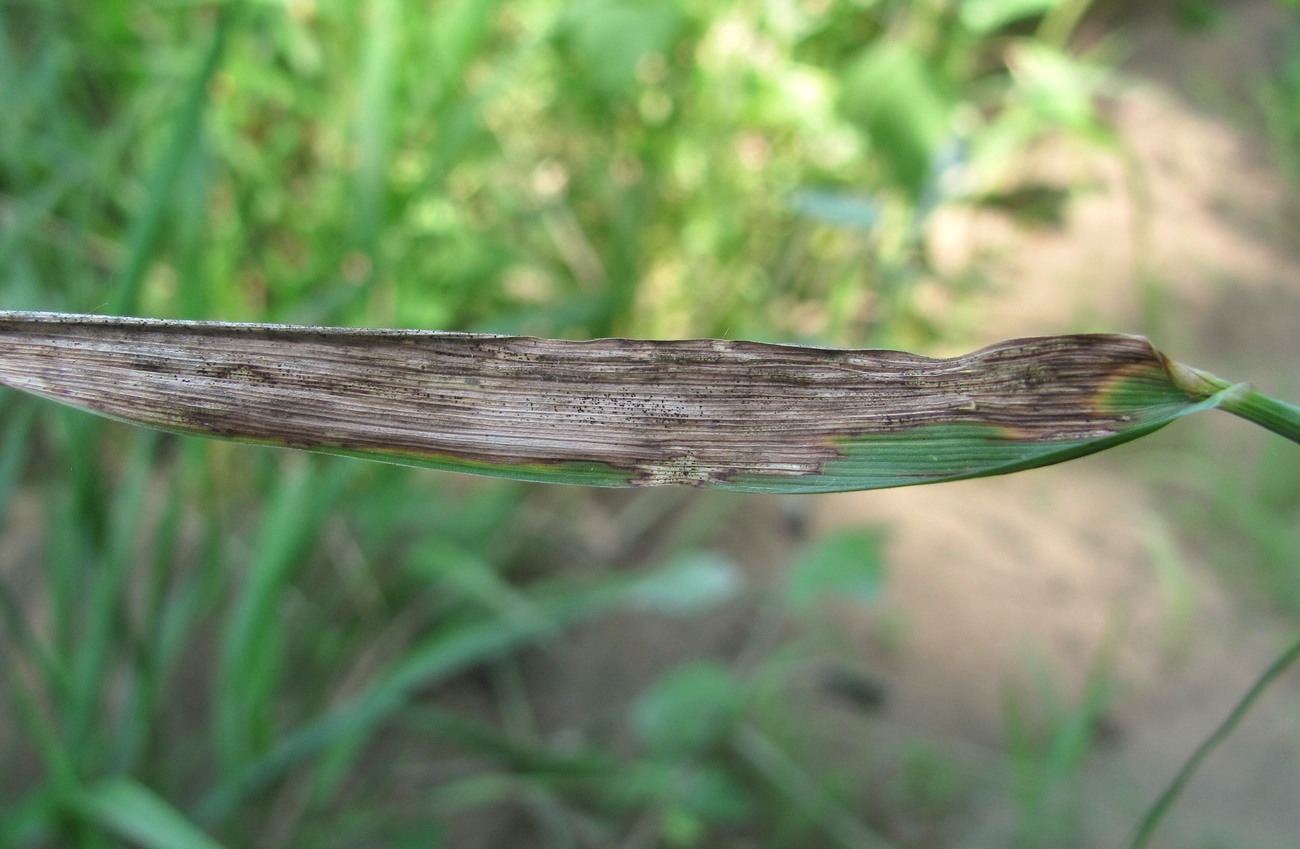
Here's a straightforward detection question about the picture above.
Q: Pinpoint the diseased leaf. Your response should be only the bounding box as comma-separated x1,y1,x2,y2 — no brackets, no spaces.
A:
0,312,1289,493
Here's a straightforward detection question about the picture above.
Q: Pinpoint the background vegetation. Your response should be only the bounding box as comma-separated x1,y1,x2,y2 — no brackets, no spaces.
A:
0,0,1296,847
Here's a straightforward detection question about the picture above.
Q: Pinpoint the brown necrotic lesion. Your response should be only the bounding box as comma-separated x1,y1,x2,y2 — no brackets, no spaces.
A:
0,314,1174,483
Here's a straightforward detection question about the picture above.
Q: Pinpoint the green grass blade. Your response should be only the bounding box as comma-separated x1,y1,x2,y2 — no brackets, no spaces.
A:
350,0,396,261
77,778,230,849
0,390,35,518
736,724,898,849
215,458,351,775
194,559,713,824
0,637,77,792
108,9,236,316
0,312,1293,494
431,0,503,91
0,789,58,847
68,431,159,760
1126,634,1300,849
197,607,577,822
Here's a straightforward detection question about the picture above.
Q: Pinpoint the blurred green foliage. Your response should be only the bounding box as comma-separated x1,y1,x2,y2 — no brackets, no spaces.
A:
0,0,1116,846
1168,436,1300,615
0,0,1109,342
1259,7,1300,188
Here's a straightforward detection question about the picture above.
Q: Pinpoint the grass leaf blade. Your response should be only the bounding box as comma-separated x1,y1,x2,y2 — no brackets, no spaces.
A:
108,9,236,316
0,311,1283,492
77,778,230,849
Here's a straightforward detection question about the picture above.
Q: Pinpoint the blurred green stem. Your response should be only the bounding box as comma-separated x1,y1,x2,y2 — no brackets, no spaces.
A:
736,724,898,849
1038,0,1096,49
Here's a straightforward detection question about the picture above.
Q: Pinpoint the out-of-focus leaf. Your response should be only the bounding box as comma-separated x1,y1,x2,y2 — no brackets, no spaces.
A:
632,662,741,756
78,779,229,849
840,42,954,197
433,0,505,88
194,550,741,821
1007,41,1107,133
627,551,741,616
960,0,1063,35
784,528,886,616
562,0,686,96
789,189,882,231
609,762,753,830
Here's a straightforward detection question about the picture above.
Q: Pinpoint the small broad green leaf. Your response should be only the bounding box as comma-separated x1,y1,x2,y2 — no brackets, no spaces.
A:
0,312,1296,495
77,779,229,849
631,661,741,756
784,528,886,616
959,0,1062,35
611,761,753,829
1007,41,1108,133
840,42,954,197
562,0,686,96
626,551,741,616
433,0,505,89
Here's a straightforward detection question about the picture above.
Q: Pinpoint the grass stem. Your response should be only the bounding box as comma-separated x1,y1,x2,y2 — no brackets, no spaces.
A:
1220,390,1300,444
1125,634,1300,849
1168,360,1300,444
